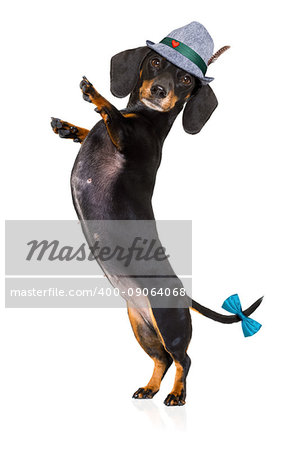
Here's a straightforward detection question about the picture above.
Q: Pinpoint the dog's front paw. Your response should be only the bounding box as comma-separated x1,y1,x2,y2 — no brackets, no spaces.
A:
164,392,186,406
80,76,96,103
50,118,82,143
132,387,157,399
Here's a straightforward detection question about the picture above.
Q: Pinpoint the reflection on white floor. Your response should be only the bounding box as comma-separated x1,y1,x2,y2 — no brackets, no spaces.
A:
131,398,187,431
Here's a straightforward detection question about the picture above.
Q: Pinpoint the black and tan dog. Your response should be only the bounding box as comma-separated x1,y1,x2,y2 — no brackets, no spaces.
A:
51,47,262,406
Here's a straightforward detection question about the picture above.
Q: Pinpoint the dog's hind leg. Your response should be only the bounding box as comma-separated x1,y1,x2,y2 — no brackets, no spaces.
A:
150,307,192,406
79,76,127,151
128,306,173,399
163,353,191,406
51,118,89,143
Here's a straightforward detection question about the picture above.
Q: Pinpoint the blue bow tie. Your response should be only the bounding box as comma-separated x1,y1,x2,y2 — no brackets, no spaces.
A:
222,294,262,337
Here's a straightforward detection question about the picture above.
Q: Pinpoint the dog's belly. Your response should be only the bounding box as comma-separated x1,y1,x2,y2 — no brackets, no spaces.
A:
71,126,155,220
71,125,125,220
70,121,188,316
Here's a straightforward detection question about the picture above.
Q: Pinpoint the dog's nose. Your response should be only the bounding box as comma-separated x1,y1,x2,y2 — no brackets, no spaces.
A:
151,84,167,99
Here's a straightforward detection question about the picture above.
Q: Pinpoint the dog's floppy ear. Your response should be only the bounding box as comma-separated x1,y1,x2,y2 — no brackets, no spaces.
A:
182,84,218,134
110,46,150,98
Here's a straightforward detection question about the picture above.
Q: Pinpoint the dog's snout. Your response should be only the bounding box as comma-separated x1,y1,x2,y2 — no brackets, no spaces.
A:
151,84,167,99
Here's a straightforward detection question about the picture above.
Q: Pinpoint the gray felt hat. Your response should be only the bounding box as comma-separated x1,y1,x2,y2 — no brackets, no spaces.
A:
146,21,214,84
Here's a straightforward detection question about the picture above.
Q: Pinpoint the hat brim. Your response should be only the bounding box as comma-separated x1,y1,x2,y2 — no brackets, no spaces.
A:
146,40,214,84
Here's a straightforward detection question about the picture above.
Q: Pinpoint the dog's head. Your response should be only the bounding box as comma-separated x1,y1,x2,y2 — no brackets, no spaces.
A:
110,46,218,134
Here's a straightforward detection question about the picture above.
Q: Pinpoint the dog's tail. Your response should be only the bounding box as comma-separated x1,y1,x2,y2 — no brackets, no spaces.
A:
189,296,263,324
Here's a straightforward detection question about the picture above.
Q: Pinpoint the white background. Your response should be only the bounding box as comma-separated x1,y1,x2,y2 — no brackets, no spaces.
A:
1,1,299,448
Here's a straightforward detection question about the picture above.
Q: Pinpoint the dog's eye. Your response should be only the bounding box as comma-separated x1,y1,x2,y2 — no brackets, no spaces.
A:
181,75,192,85
151,58,161,68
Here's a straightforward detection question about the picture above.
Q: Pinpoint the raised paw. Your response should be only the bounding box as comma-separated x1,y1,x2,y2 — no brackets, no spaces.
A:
132,387,157,399
51,118,82,143
164,392,186,407
80,76,96,103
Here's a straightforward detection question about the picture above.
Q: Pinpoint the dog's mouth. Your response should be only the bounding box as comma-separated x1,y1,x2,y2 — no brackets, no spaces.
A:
140,97,165,112
139,94,178,113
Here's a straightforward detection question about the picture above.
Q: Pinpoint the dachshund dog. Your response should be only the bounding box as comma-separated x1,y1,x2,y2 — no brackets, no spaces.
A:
51,46,262,406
